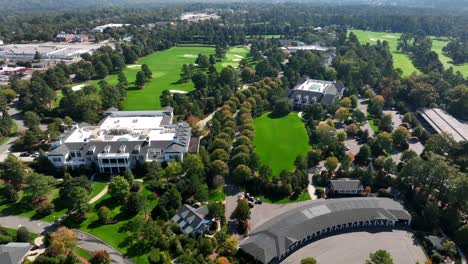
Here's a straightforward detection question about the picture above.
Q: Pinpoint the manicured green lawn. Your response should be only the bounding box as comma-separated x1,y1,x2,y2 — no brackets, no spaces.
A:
208,186,225,202
73,246,92,259
55,45,249,110
256,192,311,204
88,183,107,200
0,226,38,241
77,185,158,264
351,30,467,77
368,119,379,133
216,46,250,70
253,112,311,177
350,30,419,77
430,37,468,76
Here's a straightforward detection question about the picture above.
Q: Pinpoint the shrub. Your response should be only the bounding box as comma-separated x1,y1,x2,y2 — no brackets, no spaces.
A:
16,227,31,242
98,206,112,224
36,200,54,216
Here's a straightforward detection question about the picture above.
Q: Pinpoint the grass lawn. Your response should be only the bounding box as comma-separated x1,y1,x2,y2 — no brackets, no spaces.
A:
76,185,158,264
430,37,468,76
208,186,225,202
216,46,250,70
0,226,38,241
351,30,468,77
73,246,92,259
256,192,311,204
368,119,379,133
55,45,250,110
253,112,311,177
88,183,107,200
350,30,419,77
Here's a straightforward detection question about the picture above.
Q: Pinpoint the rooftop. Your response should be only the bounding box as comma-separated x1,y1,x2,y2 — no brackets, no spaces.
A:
64,110,175,143
419,108,468,142
293,79,336,94
0,242,33,264
330,178,364,191
240,197,411,264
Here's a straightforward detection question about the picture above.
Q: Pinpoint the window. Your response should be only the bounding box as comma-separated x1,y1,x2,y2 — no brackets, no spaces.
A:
52,158,61,162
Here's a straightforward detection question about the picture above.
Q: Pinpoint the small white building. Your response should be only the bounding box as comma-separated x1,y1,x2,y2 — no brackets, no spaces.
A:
48,107,191,174
91,24,130,33
329,179,364,195
288,78,345,107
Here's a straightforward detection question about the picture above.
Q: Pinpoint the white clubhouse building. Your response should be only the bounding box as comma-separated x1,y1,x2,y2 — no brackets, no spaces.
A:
48,107,191,173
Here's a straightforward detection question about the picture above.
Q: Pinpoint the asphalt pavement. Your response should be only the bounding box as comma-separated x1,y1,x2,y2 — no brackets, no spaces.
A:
0,215,132,264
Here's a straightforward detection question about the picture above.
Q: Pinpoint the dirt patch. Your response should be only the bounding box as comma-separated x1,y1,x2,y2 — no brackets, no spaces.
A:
72,84,86,91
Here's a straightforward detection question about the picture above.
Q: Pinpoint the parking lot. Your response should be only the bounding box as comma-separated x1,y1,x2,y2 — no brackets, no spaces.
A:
282,230,427,264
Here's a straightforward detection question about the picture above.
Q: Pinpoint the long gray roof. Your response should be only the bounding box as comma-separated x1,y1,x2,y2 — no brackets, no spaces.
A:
419,108,468,142
240,197,411,264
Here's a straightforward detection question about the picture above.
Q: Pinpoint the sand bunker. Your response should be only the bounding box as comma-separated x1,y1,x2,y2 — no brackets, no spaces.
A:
383,35,398,38
232,58,241,62
234,54,244,58
72,84,86,91
127,65,141,69
181,54,197,58
169,90,188,94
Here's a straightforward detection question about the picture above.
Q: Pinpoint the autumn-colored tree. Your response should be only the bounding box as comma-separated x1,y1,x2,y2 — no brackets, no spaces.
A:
216,257,231,264
46,227,77,256
89,250,111,264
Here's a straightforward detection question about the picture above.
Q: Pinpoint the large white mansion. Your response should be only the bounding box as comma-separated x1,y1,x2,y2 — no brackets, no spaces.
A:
48,107,191,174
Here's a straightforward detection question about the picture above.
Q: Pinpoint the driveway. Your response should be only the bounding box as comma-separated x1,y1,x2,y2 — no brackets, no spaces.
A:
0,215,132,264
383,110,403,131
225,184,241,234
282,230,427,264
357,99,375,137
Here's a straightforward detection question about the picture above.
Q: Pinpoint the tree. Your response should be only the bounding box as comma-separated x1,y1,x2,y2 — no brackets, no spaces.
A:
196,54,210,68
301,257,317,264
16,227,31,242
141,64,152,80
325,156,339,174
95,62,109,79
89,250,111,264
375,132,393,153
232,199,250,233
25,173,54,201
108,176,130,202
46,227,77,256
66,186,89,214
392,127,410,147
125,192,146,216
232,165,252,184
23,111,41,129
1,155,28,191
355,144,371,165
135,71,146,89
34,51,42,60
241,67,255,83
211,160,229,177
192,72,208,90
98,206,112,224
148,248,171,264
442,240,457,257
366,250,393,264
272,97,292,117
2,184,18,203
180,64,194,82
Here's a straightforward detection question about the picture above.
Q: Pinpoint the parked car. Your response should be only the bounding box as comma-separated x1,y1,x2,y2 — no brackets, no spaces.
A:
20,152,30,157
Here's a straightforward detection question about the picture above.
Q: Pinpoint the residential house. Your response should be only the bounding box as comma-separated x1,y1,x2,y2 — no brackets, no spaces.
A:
0,242,33,264
171,204,212,236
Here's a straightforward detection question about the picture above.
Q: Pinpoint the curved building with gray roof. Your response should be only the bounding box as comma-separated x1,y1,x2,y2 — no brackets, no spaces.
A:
239,197,411,264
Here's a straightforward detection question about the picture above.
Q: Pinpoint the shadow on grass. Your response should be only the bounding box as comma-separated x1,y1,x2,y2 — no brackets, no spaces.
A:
267,112,289,119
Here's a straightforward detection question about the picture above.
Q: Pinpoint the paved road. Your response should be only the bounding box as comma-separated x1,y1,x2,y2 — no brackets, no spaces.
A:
282,230,427,264
357,99,375,137
198,108,220,128
0,215,132,264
